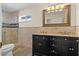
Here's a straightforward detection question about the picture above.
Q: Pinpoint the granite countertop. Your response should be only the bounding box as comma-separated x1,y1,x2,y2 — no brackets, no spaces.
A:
33,33,79,37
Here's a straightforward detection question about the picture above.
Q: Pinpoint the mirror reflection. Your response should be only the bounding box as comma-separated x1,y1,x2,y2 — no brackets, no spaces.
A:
43,4,71,26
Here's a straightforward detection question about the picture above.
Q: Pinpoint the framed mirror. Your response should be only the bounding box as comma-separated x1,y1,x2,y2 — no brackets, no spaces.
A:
43,5,71,27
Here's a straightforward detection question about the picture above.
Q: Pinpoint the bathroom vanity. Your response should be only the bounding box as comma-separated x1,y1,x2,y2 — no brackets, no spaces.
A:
32,34,79,56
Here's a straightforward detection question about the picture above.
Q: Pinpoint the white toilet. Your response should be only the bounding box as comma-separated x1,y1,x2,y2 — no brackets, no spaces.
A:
2,44,15,56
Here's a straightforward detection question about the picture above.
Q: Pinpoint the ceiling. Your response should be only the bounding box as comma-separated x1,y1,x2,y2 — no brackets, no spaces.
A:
2,3,49,12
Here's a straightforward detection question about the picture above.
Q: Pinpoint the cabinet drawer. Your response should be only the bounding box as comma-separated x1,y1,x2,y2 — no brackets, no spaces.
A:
67,37,79,47
33,52,47,56
50,36,63,45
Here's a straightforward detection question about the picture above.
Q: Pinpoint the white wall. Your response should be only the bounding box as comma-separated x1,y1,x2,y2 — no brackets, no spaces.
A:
0,4,2,42
71,3,79,26
19,3,79,27
0,3,2,56
75,4,79,26
19,4,49,27
71,4,76,26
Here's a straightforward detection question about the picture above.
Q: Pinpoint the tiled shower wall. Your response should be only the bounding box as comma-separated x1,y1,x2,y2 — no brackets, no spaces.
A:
13,26,76,56
2,28,18,45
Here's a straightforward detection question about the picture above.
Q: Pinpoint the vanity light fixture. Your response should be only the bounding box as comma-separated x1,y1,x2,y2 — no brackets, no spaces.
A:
47,3,66,13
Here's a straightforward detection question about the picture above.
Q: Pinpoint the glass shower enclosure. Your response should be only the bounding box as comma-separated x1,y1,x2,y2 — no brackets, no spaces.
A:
2,12,19,45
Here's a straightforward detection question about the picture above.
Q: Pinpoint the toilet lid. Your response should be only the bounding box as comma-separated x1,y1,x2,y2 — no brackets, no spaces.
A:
2,44,14,50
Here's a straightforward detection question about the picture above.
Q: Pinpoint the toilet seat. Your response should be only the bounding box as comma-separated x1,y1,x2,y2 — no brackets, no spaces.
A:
2,44,15,56
2,44,15,50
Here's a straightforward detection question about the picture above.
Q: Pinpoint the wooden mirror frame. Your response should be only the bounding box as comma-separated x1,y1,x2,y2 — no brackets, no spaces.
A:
43,5,71,27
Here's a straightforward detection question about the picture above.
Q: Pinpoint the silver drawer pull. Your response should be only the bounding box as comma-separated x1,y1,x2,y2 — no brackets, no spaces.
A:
71,48,74,51
51,44,56,47
51,50,56,53
38,43,42,46
65,38,67,40
69,48,72,50
43,37,45,39
76,40,79,42
69,48,74,51
52,38,55,40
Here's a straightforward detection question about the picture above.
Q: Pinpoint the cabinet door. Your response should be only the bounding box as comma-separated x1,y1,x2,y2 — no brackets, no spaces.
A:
62,37,78,56
50,36,79,56
67,37,79,56
60,37,78,56
32,35,49,56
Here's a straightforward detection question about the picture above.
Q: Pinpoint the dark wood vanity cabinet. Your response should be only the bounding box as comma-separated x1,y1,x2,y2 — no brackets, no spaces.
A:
32,35,79,56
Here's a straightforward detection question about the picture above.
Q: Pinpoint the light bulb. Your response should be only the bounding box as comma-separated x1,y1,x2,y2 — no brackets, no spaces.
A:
60,4,65,9
55,5,60,10
59,4,65,11
47,6,51,11
51,6,55,10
